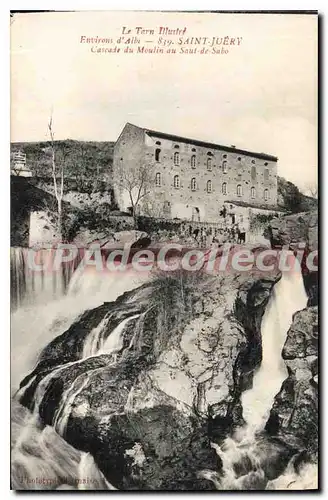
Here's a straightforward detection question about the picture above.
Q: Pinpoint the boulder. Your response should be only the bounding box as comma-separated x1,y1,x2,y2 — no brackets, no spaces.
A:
267,211,317,253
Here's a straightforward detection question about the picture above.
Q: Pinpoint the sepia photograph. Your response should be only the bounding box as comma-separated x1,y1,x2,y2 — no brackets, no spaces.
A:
10,10,318,491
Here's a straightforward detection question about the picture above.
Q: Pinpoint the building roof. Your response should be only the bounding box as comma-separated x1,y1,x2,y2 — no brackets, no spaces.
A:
224,199,286,211
134,124,278,162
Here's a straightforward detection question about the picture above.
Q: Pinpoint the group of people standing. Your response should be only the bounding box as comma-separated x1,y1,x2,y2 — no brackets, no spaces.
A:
192,221,247,246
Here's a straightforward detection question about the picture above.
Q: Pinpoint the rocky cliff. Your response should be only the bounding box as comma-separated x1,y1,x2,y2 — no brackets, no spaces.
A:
267,210,318,306
265,211,318,467
265,306,318,459
17,256,280,490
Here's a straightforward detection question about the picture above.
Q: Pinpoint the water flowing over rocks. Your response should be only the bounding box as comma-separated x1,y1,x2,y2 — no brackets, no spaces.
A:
16,259,281,490
265,306,318,459
12,207,319,490
264,210,318,483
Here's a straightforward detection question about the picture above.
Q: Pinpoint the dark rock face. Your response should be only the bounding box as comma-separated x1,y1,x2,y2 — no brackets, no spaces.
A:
267,211,317,252
261,210,319,485
17,257,280,490
265,307,318,459
266,211,318,306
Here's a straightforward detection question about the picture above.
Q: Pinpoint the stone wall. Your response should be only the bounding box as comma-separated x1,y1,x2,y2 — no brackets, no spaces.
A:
11,176,57,247
113,123,146,212
113,124,278,223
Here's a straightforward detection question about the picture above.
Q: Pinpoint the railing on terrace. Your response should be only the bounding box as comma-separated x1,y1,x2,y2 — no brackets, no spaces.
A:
137,215,226,236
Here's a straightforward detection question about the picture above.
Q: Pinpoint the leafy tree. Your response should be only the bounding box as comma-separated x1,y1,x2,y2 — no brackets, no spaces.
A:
278,176,303,213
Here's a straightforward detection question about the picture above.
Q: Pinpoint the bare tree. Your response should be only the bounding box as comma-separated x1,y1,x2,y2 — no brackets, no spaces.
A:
47,115,65,237
119,162,152,226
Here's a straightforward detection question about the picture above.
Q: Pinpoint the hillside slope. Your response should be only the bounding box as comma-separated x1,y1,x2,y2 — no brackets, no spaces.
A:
277,176,317,213
11,140,115,189
11,142,317,214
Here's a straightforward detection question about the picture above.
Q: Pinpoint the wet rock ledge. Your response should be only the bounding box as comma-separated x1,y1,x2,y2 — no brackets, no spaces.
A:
265,210,318,464
18,250,280,490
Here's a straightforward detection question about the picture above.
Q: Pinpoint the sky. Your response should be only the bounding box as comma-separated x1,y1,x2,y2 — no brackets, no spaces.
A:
10,11,318,192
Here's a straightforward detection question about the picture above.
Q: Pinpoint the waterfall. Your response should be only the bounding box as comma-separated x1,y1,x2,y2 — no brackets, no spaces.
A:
82,313,113,358
266,455,318,490
52,314,140,437
11,400,114,490
242,268,308,433
10,247,80,311
206,268,309,490
11,257,148,392
53,372,93,437
12,247,314,490
77,453,117,490
16,308,141,436
11,253,147,490
12,312,141,489
98,314,140,355
10,247,27,310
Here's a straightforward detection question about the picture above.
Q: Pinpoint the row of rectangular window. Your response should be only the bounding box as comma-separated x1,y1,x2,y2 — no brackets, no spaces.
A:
155,173,269,199
155,149,269,171
155,150,269,180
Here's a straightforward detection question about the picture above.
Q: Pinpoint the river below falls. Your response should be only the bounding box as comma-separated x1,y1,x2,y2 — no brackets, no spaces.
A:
10,248,317,490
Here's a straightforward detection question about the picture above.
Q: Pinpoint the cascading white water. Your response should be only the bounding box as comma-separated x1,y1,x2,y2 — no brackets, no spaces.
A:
12,252,314,490
11,257,148,490
12,310,141,490
53,314,140,437
206,268,309,490
242,268,308,433
11,260,148,392
10,247,27,309
266,456,318,490
10,247,79,310
98,314,140,355
77,453,117,490
53,373,94,437
82,313,113,358
11,400,114,490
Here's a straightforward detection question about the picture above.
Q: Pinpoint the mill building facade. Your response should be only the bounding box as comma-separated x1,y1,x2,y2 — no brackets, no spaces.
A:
113,123,278,223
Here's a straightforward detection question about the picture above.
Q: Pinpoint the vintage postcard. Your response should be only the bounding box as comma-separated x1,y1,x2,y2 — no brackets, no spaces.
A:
10,10,318,491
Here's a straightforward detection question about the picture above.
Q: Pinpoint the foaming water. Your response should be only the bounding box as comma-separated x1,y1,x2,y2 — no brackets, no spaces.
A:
242,269,308,433
11,260,148,490
12,307,140,489
11,256,317,490
77,453,116,490
99,314,140,355
207,269,313,490
53,372,96,438
53,314,140,437
11,400,114,490
10,247,78,310
11,263,148,391
82,313,113,358
266,460,318,490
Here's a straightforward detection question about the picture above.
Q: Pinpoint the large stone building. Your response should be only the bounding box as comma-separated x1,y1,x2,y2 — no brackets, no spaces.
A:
113,123,278,223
